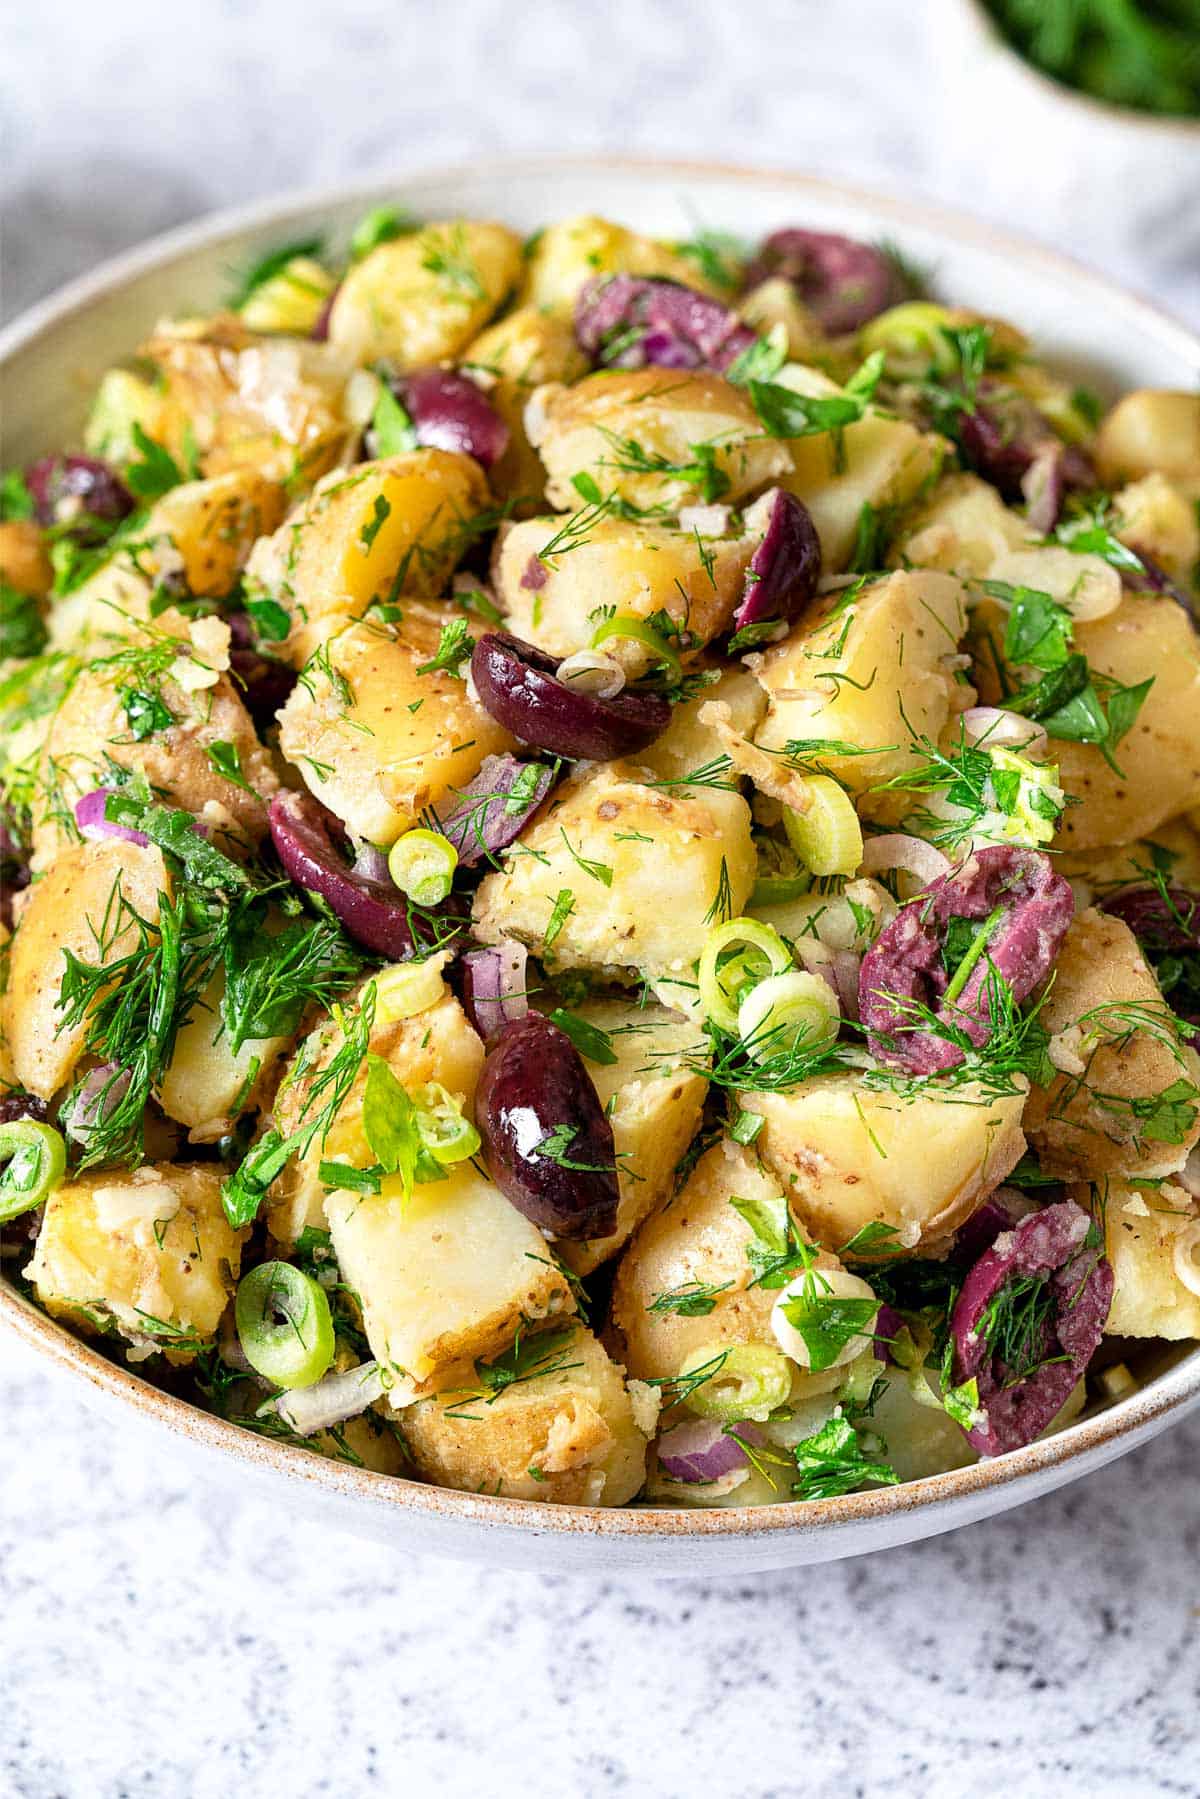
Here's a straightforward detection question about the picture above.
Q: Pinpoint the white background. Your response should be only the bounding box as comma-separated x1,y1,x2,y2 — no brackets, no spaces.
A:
2,3,1199,1794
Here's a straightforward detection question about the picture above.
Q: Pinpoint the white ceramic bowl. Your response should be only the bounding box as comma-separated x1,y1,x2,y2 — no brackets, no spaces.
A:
3,156,1199,1575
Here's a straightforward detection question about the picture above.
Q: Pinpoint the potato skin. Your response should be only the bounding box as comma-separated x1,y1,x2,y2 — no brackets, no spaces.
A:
1024,909,1200,1182
26,1162,247,1354
1082,1179,1200,1340
743,1074,1027,1256
520,213,724,313
471,759,756,981
328,220,523,368
403,1325,654,1505
557,998,710,1277
463,305,589,512
494,513,755,676
1094,390,1200,490
752,568,968,811
532,369,792,514
6,841,169,1100
144,469,286,597
276,608,514,847
245,452,492,665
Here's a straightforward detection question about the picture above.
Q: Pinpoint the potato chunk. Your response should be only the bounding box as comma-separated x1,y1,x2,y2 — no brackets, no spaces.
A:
1024,909,1200,1182
742,1074,1027,1255
1113,474,1200,588
890,471,1028,580
463,305,589,512
1094,390,1200,489
325,1162,574,1390
328,220,523,368
0,520,52,598
143,469,286,597
159,965,292,1142
471,760,756,981
6,841,169,1100
266,970,483,1245
1085,1179,1200,1339
531,370,792,514
494,512,756,676
638,663,767,784
556,999,709,1276
403,1326,653,1505
521,213,724,312
276,609,514,846
245,452,492,665
752,569,968,809
26,1163,247,1355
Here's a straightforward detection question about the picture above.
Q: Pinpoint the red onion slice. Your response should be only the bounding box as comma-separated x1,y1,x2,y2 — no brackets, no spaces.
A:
63,1064,133,1147
275,1359,386,1435
733,490,822,633
656,1419,762,1483
960,708,1049,757
462,940,529,1040
75,789,150,847
439,754,558,867
859,834,952,888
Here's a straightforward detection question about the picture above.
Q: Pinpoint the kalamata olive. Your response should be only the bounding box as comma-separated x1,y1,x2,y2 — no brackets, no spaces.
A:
574,274,757,373
859,845,1074,1073
25,454,133,538
0,808,30,930
742,230,909,335
949,1200,1113,1456
956,381,1094,506
470,631,671,761
439,753,558,866
0,1093,48,1126
1101,884,1200,1043
268,790,463,960
952,1186,1046,1264
371,368,509,468
732,489,822,633
474,1012,619,1239
227,612,297,725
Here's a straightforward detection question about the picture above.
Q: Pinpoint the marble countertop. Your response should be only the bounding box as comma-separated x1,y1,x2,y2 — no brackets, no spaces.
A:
2,3,1199,1793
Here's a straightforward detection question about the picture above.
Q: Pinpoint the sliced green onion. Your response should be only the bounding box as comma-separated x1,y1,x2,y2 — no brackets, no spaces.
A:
750,872,813,906
860,301,960,370
680,1343,794,1423
413,1081,481,1166
0,1120,67,1221
589,611,683,681
697,916,793,1034
387,828,458,907
783,775,863,877
235,1261,335,1389
373,953,450,1024
737,970,840,1060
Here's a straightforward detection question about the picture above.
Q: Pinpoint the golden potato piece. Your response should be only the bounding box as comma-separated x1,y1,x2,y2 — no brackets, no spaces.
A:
531,369,792,514
1094,390,1200,489
143,469,286,597
521,213,727,313
6,840,169,1101
1084,1179,1200,1340
1113,474,1200,589
1056,817,1200,902
276,609,514,847
0,520,52,598
245,451,491,665
743,1073,1027,1255
403,1325,653,1505
159,964,293,1143
556,998,710,1277
471,760,756,982
328,220,523,368
26,1163,247,1355
638,663,767,784
891,471,1028,580
463,304,589,512
1025,909,1200,1183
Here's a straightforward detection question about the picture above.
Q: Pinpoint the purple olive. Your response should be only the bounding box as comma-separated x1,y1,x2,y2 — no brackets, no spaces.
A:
1101,884,1199,1044
952,1186,1046,1265
742,230,908,335
474,1012,619,1239
25,454,133,538
859,845,1075,1073
0,1093,48,1127
957,381,1094,505
268,790,463,960
227,612,296,725
949,1200,1113,1456
574,274,757,374
733,490,822,633
439,753,558,866
371,368,509,469
0,808,30,931
470,631,671,762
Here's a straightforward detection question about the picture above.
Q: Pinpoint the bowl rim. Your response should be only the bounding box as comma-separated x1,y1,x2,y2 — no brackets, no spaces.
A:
3,151,1199,1541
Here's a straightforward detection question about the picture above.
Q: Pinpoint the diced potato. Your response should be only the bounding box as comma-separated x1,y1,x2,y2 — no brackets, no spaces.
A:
493,512,756,676
403,1325,654,1505
471,760,756,981
26,1163,247,1355
638,663,767,784
325,1161,574,1389
238,256,335,335
891,471,1029,580
1024,909,1200,1182
31,652,275,872
1085,1179,1200,1339
556,999,709,1276
463,305,589,512
0,520,52,598
266,974,484,1245
738,279,825,361
328,220,523,368
1057,817,1200,903
46,552,162,656
142,469,286,597
6,841,169,1100
244,451,491,665
159,965,292,1142
1094,390,1200,490
742,1074,1027,1255
531,370,792,515
276,609,514,847
1113,474,1200,589
751,568,968,811
521,213,723,313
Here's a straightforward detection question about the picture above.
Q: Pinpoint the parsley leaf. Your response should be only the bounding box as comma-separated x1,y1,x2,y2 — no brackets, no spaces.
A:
416,617,473,677
124,424,185,502
791,1412,899,1501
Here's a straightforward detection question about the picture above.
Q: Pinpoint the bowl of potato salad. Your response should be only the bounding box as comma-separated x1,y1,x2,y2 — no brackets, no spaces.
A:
2,159,1199,1574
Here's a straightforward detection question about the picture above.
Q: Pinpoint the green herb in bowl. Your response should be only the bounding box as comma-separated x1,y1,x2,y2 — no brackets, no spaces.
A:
984,0,1200,117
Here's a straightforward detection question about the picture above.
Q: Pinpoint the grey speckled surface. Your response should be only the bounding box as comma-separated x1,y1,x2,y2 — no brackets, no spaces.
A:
2,3,1200,1793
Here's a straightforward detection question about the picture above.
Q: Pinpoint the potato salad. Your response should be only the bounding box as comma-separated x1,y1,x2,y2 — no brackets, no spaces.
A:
2,208,1199,1510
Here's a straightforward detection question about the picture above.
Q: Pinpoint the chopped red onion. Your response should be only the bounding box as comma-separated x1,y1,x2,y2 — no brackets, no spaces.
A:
64,1064,132,1146
74,789,150,847
352,842,392,885
275,1360,385,1435
656,1419,762,1483
439,754,558,867
859,834,951,888
520,554,548,592
831,949,863,1020
462,940,529,1039
960,708,1049,757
